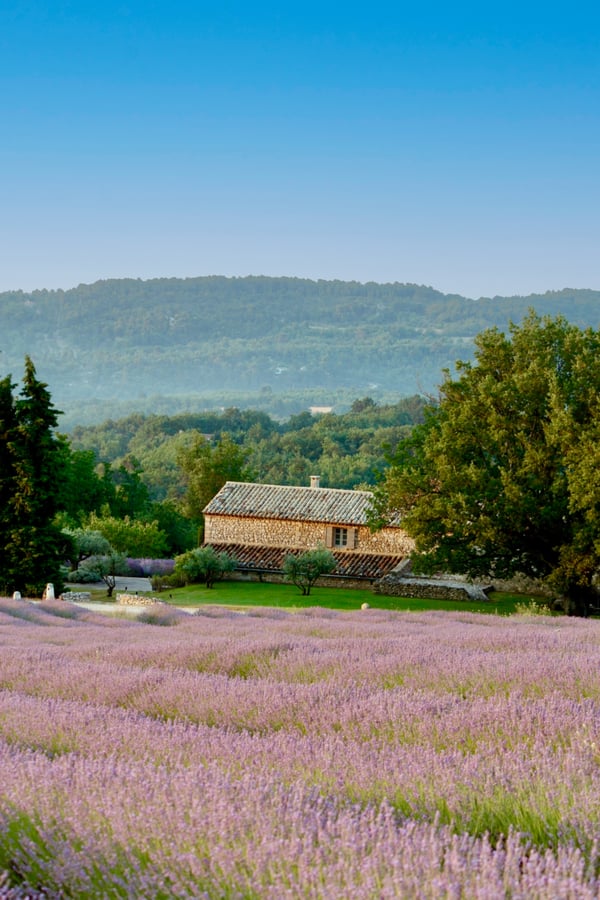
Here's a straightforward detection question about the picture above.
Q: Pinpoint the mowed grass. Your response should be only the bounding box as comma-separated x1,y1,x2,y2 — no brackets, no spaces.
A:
146,579,526,615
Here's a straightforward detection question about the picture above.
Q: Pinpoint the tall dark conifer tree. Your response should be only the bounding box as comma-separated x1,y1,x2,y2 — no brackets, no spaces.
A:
4,357,67,595
0,375,17,584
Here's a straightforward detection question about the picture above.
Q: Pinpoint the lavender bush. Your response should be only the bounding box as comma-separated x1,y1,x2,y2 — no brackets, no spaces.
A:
126,558,174,577
0,596,599,897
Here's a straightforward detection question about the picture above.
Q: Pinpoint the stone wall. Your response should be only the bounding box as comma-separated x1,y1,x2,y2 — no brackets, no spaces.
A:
204,514,414,557
373,575,491,602
117,593,165,607
229,570,377,591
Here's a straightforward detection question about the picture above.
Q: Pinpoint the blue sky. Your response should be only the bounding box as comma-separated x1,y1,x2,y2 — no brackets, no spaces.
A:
1,1,599,298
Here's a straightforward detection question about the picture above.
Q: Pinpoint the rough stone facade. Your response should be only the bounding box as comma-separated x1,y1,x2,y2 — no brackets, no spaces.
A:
204,514,413,557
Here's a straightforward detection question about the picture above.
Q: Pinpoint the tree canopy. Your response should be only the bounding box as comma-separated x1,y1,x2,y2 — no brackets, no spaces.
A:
0,358,69,595
176,433,253,522
283,547,337,596
370,312,600,616
173,546,237,589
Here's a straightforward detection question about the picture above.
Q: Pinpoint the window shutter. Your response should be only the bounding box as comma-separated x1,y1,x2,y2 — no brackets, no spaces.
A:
325,526,334,548
347,528,358,549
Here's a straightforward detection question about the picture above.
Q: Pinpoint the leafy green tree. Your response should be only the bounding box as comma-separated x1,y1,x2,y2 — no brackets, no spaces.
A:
173,546,237,588
177,433,252,521
3,358,68,596
147,500,196,556
86,510,167,558
350,396,377,414
283,547,336,596
110,456,150,518
370,313,600,616
59,448,114,524
73,551,128,597
62,527,112,568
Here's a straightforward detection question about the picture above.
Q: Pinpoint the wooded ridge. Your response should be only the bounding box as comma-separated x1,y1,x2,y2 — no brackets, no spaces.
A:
2,276,598,425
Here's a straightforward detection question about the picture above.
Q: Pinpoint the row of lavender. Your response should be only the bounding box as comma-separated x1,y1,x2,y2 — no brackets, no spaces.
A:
0,597,599,897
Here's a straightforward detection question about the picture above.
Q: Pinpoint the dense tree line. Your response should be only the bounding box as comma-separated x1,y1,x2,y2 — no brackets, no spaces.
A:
69,396,428,503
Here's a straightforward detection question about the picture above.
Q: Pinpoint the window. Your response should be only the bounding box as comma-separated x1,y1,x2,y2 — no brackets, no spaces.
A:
325,526,358,549
333,527,348,547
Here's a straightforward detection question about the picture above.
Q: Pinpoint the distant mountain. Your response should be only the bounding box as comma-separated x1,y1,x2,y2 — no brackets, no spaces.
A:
2,277,599,425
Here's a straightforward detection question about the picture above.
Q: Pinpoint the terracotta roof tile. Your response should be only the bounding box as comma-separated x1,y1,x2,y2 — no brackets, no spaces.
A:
206,542,404,581
203,481,376,525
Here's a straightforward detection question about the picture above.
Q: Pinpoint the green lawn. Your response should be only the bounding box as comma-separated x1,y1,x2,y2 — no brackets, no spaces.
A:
146,579,527,615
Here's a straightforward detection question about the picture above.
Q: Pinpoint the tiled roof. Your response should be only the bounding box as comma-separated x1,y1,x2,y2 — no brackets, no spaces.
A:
206,542,405,581
203,481,375,525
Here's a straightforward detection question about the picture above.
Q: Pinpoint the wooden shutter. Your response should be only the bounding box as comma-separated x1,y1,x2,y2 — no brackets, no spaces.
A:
325,526,334,548
347,528,358,549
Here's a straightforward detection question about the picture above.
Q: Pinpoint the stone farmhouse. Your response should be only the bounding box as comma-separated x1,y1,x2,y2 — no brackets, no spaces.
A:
203,477,415,586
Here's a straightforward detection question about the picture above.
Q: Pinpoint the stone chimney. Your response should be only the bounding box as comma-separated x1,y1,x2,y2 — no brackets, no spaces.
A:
310,475,321,489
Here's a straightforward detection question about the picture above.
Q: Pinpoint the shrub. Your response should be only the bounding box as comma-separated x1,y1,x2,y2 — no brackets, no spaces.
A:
173,546,237,589
513,599,553,616
136,604,185,626
283,546,336,596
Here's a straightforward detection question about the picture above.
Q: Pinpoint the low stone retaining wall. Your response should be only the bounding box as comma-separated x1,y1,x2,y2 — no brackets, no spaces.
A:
230,572,377,591
373,575,490,602
116,593,166,607
59,591,92,602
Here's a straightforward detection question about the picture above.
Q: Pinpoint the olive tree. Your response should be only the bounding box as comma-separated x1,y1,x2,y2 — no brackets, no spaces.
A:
72,551,128,598
173,546,237,588
283,547,336,596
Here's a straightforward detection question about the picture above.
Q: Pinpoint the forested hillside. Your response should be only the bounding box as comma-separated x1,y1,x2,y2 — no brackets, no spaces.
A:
2,276,599,425
69,396,428,501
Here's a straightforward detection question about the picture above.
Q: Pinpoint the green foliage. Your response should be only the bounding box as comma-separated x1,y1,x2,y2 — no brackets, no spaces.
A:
59,448,113,524
69,396,426,504
70,551,128,597
176,433,253,520
283,547,337,596
147,500,196,555
0,358,67,595
86,511,168,558
173,546,237,589
62,527,112,567
372,313,600,616
109,456,150,518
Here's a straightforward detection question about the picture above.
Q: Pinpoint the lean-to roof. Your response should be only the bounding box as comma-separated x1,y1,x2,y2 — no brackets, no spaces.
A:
206,542,404,580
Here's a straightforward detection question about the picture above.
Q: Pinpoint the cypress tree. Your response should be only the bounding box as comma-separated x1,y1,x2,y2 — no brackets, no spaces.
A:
4,357,68,596
0,375,17,591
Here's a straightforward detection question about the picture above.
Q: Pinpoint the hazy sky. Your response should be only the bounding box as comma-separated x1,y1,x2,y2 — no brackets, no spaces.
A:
2,1,599,298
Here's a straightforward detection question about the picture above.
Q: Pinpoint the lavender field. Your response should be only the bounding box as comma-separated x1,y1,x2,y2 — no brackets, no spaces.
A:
1,598,600,898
